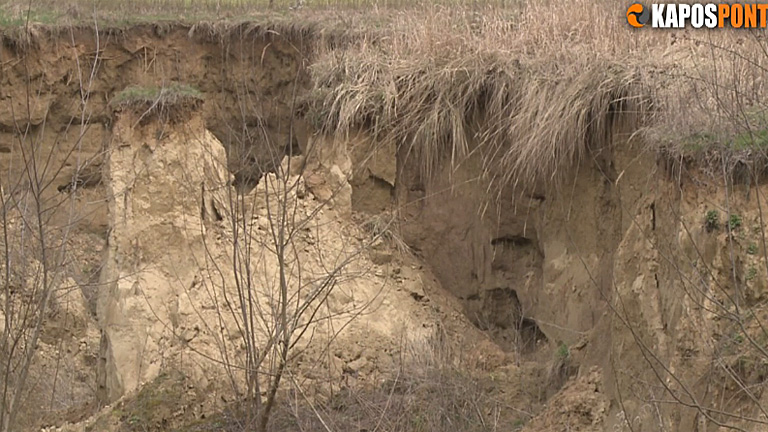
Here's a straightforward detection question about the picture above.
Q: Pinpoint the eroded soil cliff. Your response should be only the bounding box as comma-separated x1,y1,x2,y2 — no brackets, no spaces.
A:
2,25,767,432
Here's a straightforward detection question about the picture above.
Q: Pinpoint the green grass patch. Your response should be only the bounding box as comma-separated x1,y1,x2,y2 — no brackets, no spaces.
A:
729,214,743,231
679,132,718,153
746,266,758,281
111,83,203,107
706,209,720,232
678,129,768,153
732,129,768,150
111,83,204,122
675,106,768,154
85,371,203,432
0,8,59,26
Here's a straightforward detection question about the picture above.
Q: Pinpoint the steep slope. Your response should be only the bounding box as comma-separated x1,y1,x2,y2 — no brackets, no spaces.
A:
344,124,768,430
4,20,768,432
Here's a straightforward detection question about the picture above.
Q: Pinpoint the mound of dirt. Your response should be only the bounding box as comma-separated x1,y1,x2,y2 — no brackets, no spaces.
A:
79,86,503,432
522,367,609,432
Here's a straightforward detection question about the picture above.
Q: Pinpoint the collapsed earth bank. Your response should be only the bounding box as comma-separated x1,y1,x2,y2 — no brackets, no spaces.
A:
0,25,764,431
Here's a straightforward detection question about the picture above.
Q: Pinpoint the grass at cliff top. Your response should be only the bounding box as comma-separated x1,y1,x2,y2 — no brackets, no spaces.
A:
4,0,768,169
0,0,519,27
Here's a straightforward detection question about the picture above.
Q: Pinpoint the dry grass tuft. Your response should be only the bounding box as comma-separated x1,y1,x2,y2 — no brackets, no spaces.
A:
306,2,657,192
305,0,768,187
494,58,650,188
360,211,409,254
5,0,768,186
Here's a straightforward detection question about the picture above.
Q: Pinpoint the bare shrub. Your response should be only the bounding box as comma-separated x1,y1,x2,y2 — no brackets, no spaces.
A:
182,328,526,432
0,25,103,432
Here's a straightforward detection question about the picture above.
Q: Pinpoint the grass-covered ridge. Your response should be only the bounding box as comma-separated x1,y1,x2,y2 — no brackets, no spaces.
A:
303,0,768,186
5,0,768,184
308,51,649,188
0,0,514,28
111,83,204,121
305,2,657,190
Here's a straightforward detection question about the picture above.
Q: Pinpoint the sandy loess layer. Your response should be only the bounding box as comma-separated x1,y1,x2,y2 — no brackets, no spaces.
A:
2,24,768,432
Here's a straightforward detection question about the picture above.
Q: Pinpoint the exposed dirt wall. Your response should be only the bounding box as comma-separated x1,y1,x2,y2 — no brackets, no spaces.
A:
7,24,768,432
0,24,311,192
0,25,313,428
343,126,768,430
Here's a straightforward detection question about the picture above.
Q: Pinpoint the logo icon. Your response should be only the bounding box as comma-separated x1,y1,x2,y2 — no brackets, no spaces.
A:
627,3,650,28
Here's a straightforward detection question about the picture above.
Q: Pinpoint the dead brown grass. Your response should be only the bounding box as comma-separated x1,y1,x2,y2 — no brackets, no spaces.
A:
2,0,766,187
306,2,658,191
306,0,768,188
183,329,527,432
